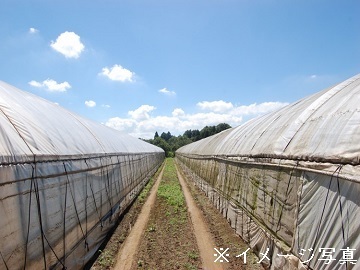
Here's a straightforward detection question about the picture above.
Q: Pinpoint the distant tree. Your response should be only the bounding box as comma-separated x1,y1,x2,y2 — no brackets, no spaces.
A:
177,135,192,147
160,132,167,141
153,137,172,157
184,129,192,139
146,123,232,156
215,123,231,133
191,129,201,141
160,131,173,141
200,126,212,139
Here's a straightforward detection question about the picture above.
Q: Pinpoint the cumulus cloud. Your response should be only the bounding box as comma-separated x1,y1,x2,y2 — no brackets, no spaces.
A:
197,100,234,112
100,64,135,82
232,102,288,115
128,105,156,120
28,80,42,87
85,100,96,108
29,79,71,92
50,31,85,59
29,27,39,34
106,117,137,132
172,108,185,117
159,88,176,96
105,100,289,139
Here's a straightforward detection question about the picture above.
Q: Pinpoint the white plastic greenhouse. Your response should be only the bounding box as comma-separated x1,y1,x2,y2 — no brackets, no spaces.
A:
176,74,360,270
0,81,164,269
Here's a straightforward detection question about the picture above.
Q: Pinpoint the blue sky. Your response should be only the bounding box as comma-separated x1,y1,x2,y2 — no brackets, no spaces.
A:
1,0,359,138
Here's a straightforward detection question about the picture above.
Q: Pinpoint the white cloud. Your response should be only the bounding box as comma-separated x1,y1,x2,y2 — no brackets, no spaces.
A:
29,27,39,34
29,80,42,87
100,64,135,82
50,31,85,59
232,102,287,115
106,117,137,131
197,100,234,112
172,108,185,117
105,100,289,139
128,105,156,120
85,100,96,108
28,79,71,92
159,88,176,96
102,104,111,108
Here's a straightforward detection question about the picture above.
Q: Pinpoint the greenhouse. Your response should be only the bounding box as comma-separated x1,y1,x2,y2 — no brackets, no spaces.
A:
0,81,164,269
176,74,360,270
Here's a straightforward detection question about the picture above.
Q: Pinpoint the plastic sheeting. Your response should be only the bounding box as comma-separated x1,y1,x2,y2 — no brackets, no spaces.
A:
176,74,360,270
0,81,164,269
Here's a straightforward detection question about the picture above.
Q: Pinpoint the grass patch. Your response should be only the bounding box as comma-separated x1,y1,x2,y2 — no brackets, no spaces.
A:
187,250,199,260
157,158,186,215
97,249,114,268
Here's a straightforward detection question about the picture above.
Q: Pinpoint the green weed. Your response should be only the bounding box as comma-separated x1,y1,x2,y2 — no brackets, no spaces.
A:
97,249,114,268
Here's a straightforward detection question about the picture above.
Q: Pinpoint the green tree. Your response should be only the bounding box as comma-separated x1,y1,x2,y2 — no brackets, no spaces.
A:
191,129,201,141
145,123,232,156
184,129,192,139
160,131,173,141
215,123,231,133
153,137,172,157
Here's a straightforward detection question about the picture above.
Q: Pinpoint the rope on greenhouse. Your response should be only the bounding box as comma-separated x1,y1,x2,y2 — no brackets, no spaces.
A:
275,161,299,234
23,166,34,270
336,165,348,269
130,155,136,196
91,182,103,228
116,155,123,202
32,163,66,269
84,160,89,250
311,165,343,254
100,157,114,219
0,251,9,270
33,162,47,269
63,162,88,251
85,160,103,228
62,162,68,268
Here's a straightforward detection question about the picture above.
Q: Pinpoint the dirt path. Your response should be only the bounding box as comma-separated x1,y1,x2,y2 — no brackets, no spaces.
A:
176,163,225,270
112,164,165,270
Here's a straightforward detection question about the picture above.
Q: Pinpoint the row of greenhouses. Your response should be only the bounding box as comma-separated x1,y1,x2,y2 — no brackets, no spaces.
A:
0,81,164,269
176,74,360,270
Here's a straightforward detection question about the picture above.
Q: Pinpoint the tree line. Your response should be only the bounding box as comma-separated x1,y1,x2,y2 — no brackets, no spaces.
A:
143,123,231,157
